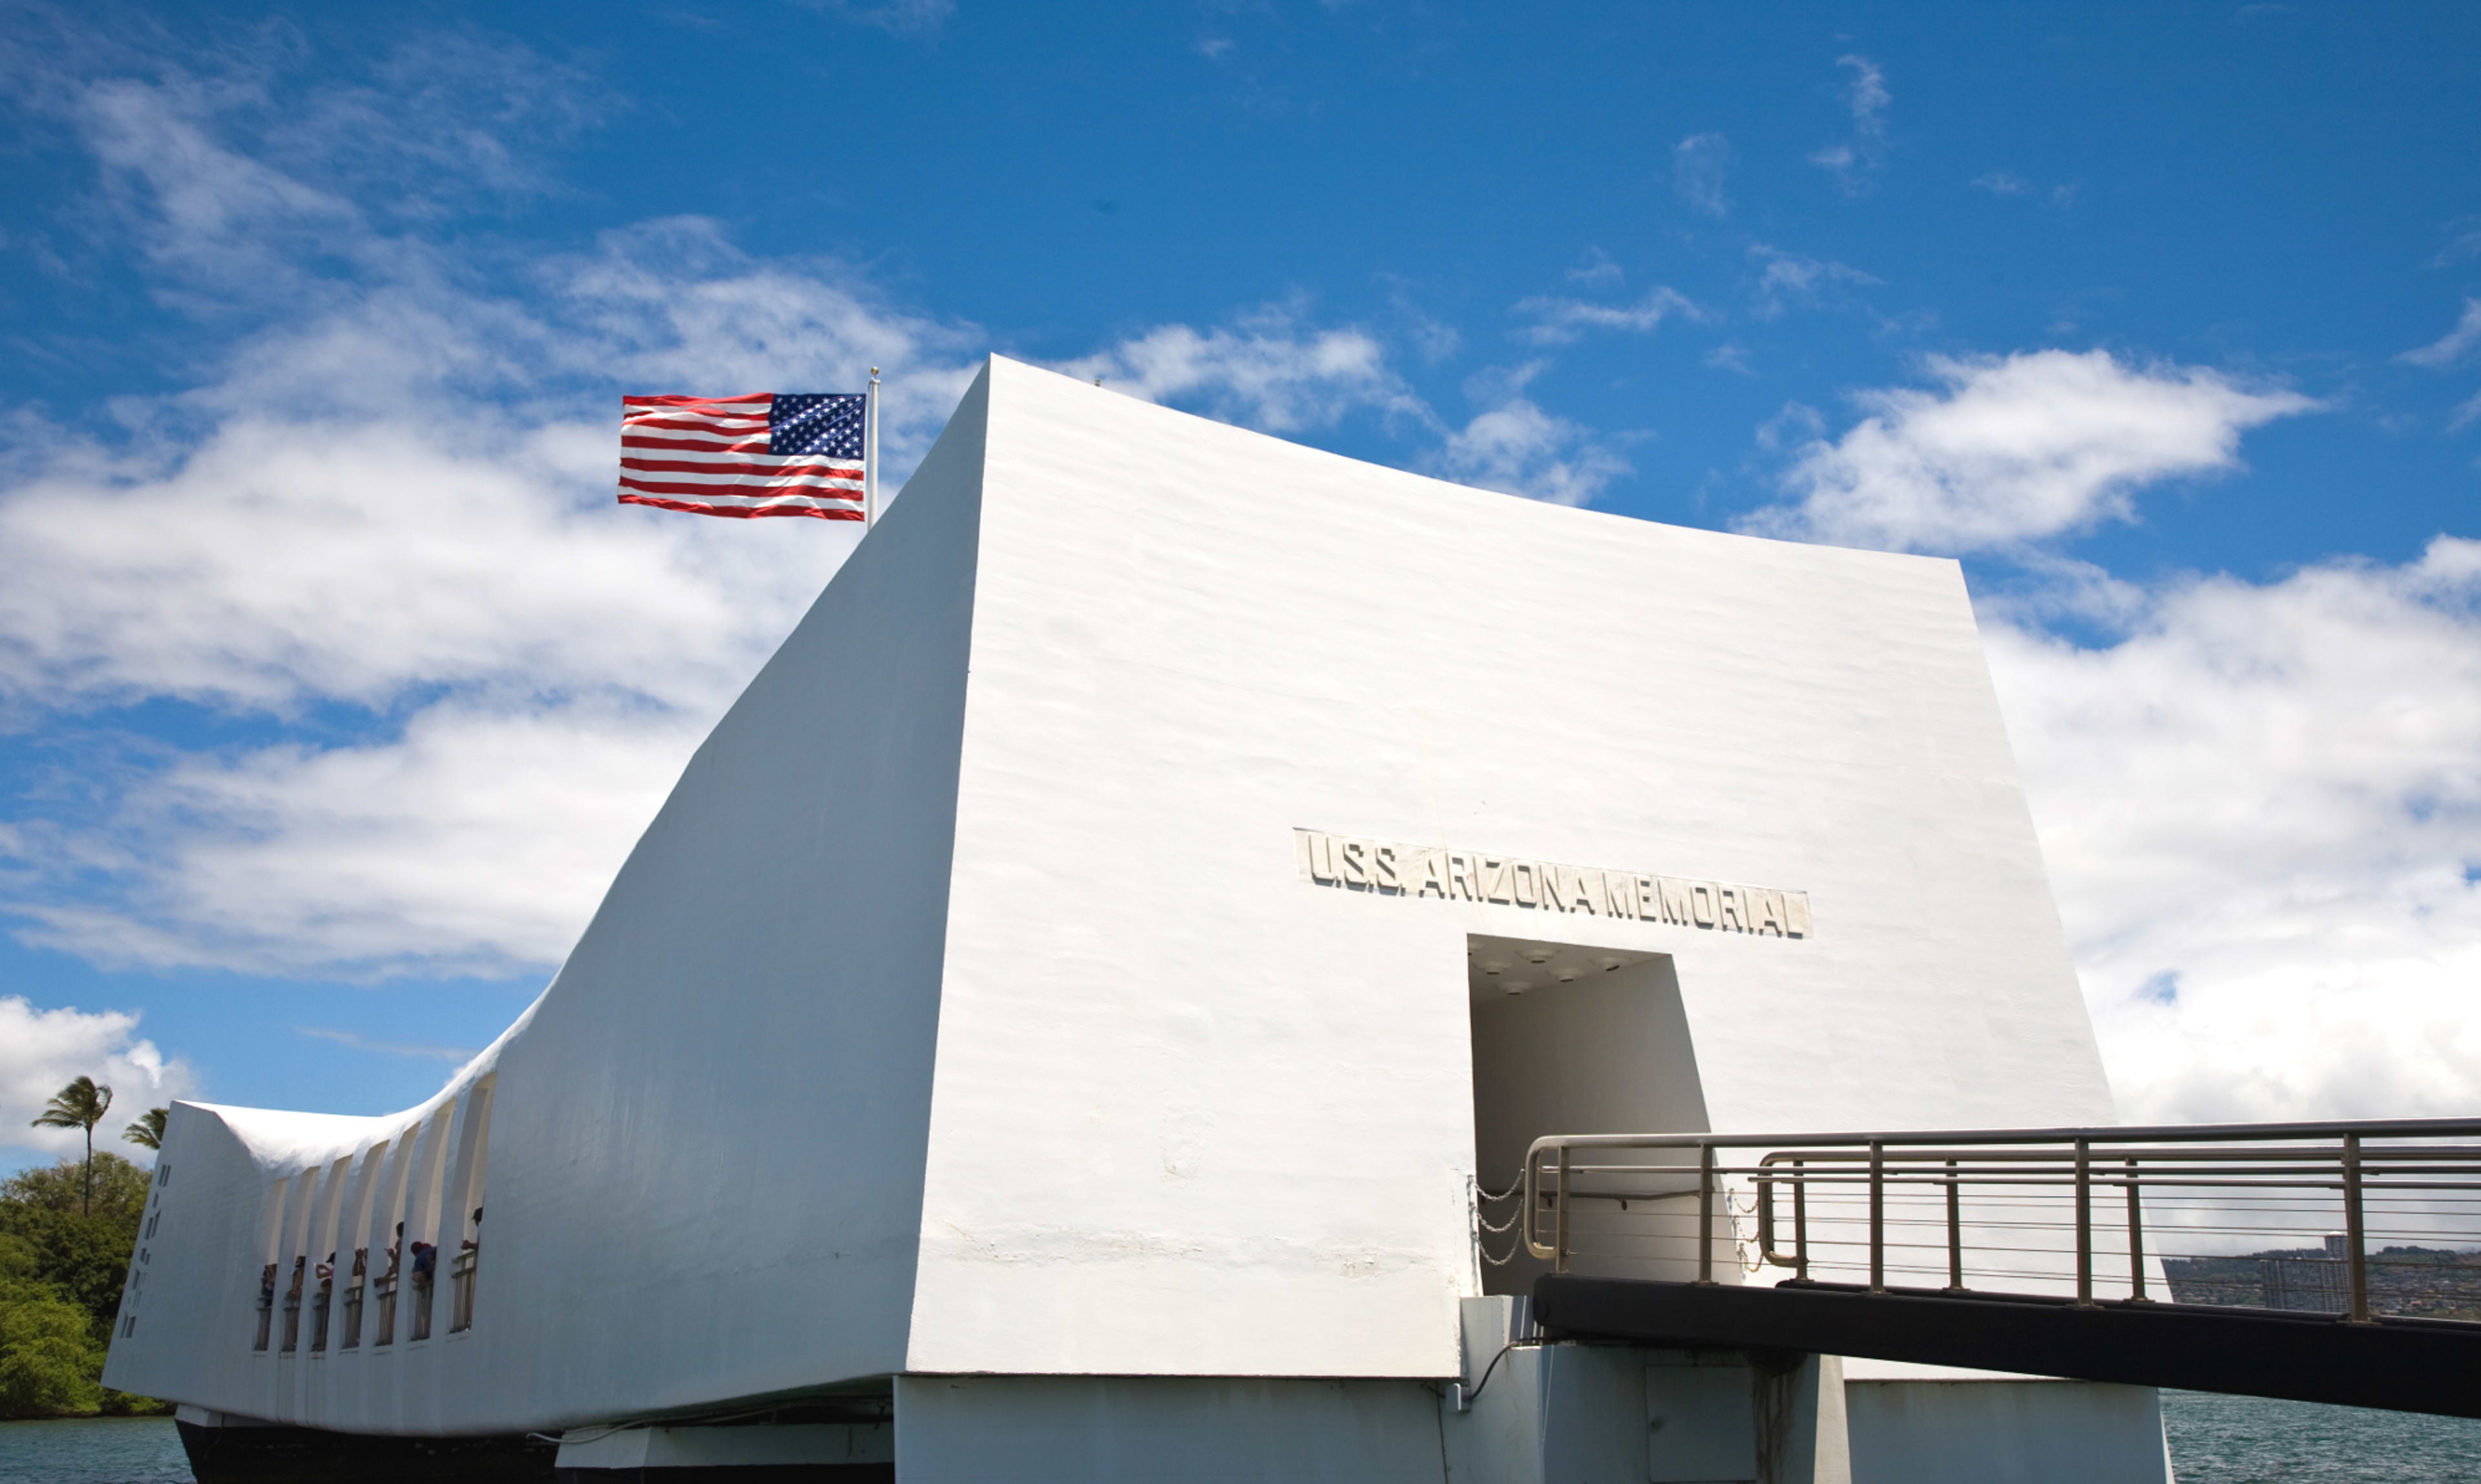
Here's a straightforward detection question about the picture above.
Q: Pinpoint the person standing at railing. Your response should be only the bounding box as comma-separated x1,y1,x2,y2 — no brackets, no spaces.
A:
380,1224,401,1283
286,1255,306,1300
459,1206,481,1253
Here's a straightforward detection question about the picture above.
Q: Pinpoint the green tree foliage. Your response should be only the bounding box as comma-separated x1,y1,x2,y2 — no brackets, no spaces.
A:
0,1151,163,1418
1,1151,151,1227
0,1249,106,1419
123,1108,167,1152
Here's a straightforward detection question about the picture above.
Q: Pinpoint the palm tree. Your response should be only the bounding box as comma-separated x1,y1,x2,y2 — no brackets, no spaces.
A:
124,1107,169,1153
32,1076,114,1215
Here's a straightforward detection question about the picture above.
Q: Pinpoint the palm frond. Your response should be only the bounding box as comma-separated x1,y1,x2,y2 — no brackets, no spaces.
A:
124,1107,169,1151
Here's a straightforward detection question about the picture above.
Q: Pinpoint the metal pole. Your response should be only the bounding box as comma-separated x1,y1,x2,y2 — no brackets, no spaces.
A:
1868,1140,1885,1293
863,368,880,528
2126,1158,2148,1302
1945,1158,1963,1291
1554,1144,1571,1275
2075,1139,2094,1306
1792,1159,1808,1282
1697,1144,1716,1285
2344,1134,2368,1322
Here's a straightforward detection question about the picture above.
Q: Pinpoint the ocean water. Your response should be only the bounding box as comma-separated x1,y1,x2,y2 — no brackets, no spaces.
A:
2160,1390,2481,1483
6,1395,2480,1480
0,1419,189,1484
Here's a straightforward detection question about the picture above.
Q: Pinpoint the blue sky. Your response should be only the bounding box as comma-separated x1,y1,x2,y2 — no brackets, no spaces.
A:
3,1,2480,1171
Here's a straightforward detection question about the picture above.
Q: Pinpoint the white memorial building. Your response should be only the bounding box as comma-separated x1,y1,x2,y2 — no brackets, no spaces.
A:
105,357,2171,1482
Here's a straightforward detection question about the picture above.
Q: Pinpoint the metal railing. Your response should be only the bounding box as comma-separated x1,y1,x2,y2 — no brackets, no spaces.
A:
448,1248,478,1333
1503,1118,2481,1323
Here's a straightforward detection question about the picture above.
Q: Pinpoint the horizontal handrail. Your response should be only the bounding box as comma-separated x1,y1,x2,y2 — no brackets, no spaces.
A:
1513,1119,2481,1323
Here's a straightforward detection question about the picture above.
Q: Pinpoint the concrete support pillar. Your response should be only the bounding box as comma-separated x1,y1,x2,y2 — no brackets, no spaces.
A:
1754,1353,1851,1484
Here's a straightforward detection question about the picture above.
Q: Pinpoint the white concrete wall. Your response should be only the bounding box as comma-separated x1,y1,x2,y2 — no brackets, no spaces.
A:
104,371,994,1433
906,357,2112,1380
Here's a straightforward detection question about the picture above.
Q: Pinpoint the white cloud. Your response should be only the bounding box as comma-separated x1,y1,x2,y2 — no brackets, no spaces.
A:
1423,365,1631,508
1743,350,2318,553
2451,388,2481,433
1673,133,1732,218
1972,171,2029,196
1748,244,1879,320
2399,297,2481,369
1704,342,1756,377
1566,247,1624,289
1809,55,1889,195
1060,302,1429,433
790,0,955,37
10,701,706,976
0,996,194,1162
0,54,1480,980
1513,286,1701,346
1985,539,2481,1122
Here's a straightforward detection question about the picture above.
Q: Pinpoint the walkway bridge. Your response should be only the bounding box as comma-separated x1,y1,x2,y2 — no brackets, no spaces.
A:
1492,1118,2481,1417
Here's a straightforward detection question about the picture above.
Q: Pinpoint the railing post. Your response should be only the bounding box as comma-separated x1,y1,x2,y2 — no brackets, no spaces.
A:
2125,1158,2147,1302
1792,1159,1808,1283
2074,1139,2094,1306
2343,1134,2369,1322
1697,1143,1717,1285
1868,1140,1885,1293
1945,1158,1963,1291
1554,1144,1571,1276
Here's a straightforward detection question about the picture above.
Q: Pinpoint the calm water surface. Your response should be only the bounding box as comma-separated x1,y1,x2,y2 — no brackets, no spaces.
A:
5,1394,2478,1481
0,1419,189,1484
2160,1391,2481,1482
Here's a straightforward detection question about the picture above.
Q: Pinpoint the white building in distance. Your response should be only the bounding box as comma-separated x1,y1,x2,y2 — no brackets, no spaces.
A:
106,357,2168,1483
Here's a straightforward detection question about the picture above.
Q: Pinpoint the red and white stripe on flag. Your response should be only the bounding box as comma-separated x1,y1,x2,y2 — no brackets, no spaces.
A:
618,393,864,521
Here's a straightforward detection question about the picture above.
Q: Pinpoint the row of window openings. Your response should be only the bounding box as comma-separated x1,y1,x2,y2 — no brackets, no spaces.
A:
249,1080,493,1355
118,1161,172,1339
253,1217,479,1352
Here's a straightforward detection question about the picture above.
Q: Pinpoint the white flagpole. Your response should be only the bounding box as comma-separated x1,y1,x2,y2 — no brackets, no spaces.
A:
864,367,881,529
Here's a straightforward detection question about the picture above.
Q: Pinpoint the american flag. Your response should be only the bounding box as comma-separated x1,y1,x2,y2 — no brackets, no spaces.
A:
618,392,868,520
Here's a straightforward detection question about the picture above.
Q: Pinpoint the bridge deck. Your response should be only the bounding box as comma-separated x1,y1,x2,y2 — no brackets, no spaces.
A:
1532,1275,2481,1418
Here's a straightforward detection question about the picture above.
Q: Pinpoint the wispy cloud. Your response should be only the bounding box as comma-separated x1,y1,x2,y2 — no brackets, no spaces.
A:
296,1027,480,1063
1672,132,1732,218
1058,298,1430,433
1747,244,1879,319
2429,217,2481,268
1512,285,1701,346
1704,342,1755,377
1565,246,1624,289
1423,364,1631,508
788,0,954,37
2399,297,2481,368
1809,54,1889,195
2451,388,2481,433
